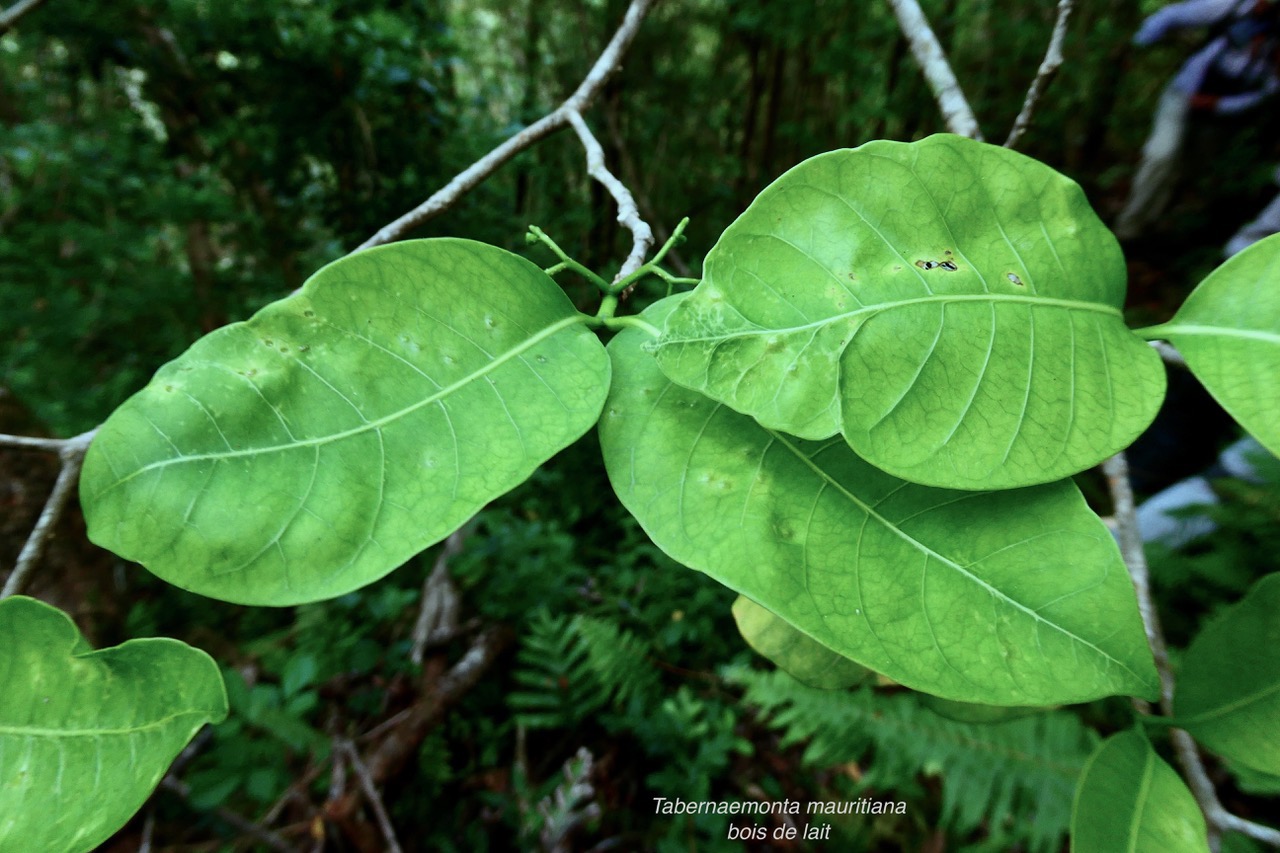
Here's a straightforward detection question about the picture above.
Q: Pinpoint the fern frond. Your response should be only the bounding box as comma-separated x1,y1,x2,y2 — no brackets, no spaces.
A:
510,611,604,729
510,611,660,729
726,666,1097,852
573,614,660,708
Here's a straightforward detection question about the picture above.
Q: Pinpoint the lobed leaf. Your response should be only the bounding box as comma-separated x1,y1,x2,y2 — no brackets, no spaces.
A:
1174,572,1280,775
81,239,610,605
602,296,1158,706
1071,730,1209,853
731,596,870,689
0,597,227,853
1141,234,1280,456
653,134,1165,490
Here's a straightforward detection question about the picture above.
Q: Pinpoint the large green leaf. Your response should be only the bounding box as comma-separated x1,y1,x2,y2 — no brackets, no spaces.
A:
1071,730,1209,853
653,134,1165,490
0,596,227,852
1140,234,1280,456
731,596,870,690
602,297,1158,705
1174,573,1280,774
81,239,609,605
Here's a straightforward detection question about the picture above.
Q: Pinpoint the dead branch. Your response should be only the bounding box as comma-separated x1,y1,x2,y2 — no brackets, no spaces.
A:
1104,452,1280,850
1005,0,1074,148
885,0,983,139
0,0,50,32
1,429,96,599
565,110,654,282
410,523,474,666
336,739,404,853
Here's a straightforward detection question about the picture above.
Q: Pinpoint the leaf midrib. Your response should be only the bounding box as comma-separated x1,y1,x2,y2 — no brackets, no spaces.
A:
0,708,212,739
1151,323,1280,345
770,432,1148,686
661,292,1121,344
97,314,588,491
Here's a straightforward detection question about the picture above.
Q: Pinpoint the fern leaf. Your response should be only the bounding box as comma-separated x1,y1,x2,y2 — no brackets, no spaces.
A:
726,666,1096,852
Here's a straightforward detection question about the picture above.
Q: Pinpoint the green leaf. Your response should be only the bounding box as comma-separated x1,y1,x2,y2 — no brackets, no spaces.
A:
731,596,870,689
653,134,1165,490
1174,572,1280,774
81,239,610,605
0,596,227,853
602,296,1158,706
1071,730,1209,853
1140,235,1280,456
919,695,1049,725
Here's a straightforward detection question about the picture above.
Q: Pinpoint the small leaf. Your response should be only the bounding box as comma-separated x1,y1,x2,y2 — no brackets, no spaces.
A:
602,296,1158,706
731,596,869,689
1175,573,1280,775
81,239,610,605
1071,730,1209,853
653,134,1165,490
1141,235,1280,456
0,597,227,853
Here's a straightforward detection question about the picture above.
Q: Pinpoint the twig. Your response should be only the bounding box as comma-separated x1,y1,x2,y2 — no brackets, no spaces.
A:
1,429,96,599
1104,453,1173,706
564,110,654,282
410,524,473,665
0,0,51,32
362,625,513,783
336,739,403,853
885,0,983,140
1150,339,1188,368
0,434,62,451
1104,452,1280,850
357,0,656,251
1004,0,1074,148
161,777,297,853
139,808,155,853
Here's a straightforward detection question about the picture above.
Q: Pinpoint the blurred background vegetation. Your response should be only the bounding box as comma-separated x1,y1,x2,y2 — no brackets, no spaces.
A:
3,0,1280,849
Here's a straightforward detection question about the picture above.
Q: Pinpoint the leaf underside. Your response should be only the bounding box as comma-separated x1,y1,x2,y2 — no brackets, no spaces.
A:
731,595,870,690
1175,572,1280,775
602,297,1158,706
81,239,610,605
1146,233,1280,457
1071,730,1209,853
0,597,227,853
654,133,1165,490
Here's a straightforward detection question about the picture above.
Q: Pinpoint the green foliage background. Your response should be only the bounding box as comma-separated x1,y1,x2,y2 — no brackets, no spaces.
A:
3,0,1280,849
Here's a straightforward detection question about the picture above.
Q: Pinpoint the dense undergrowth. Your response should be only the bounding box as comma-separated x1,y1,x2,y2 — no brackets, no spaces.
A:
5,0,1280,849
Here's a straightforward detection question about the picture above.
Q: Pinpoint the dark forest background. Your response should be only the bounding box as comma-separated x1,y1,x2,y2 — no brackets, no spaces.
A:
4,1,1280,850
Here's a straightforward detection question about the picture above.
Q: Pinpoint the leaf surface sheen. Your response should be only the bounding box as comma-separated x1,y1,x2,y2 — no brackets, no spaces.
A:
1174,572,1280,775
1144,234,1280,456
1070,730,1209,853
0,597,227,853
81,239,610,605
602,296,1158,706
653,134,1165,489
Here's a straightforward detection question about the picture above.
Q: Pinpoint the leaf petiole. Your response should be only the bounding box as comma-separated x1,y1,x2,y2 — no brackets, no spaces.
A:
528,225,611,292
601,315,661,337
609,217,698,295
